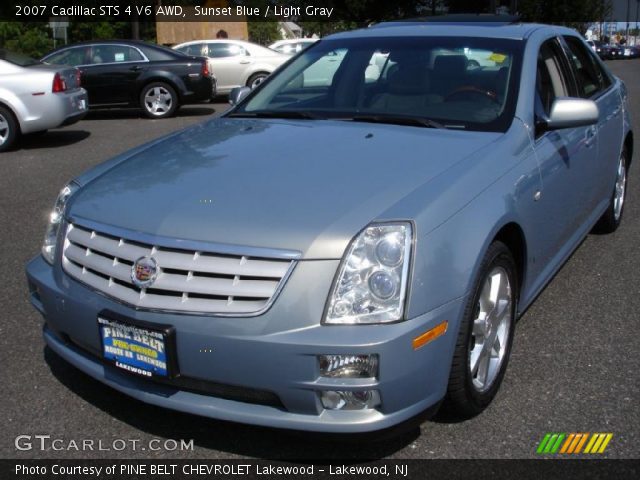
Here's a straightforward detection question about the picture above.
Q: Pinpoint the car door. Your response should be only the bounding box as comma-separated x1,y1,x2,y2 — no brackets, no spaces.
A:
531,37,599,266
561,35,623,208
82,45,146,105
205,42,250,90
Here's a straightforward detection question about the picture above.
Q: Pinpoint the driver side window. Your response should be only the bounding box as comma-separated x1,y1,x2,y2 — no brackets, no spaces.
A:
536,39,571,124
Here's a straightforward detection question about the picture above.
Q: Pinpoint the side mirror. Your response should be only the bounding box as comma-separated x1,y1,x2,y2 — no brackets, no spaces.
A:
229,86,251,106
545,97,599,130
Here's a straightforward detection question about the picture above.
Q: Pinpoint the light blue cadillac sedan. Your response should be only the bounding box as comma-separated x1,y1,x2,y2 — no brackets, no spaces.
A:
26,20,633,433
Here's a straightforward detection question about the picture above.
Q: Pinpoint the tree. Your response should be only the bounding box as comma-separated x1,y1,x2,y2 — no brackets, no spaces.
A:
247,21,280,45
515,0,612,33
0,22,52,58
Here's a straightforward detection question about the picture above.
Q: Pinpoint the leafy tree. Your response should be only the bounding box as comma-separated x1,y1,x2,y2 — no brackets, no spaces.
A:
247,21,280,45
0,22,52,58
297,21,358,37
515,0,612,34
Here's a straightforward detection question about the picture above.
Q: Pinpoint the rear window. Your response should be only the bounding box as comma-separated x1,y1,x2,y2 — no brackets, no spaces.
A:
139,44,181,61
0,49,40,67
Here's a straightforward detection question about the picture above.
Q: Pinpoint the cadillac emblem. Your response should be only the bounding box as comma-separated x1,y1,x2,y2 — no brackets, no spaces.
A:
131,256,158,288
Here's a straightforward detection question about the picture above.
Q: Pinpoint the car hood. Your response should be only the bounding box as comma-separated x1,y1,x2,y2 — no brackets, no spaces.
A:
69,118,500,259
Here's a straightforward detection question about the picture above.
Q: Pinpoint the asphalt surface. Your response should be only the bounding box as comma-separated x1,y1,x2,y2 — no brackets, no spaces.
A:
1,61,639,461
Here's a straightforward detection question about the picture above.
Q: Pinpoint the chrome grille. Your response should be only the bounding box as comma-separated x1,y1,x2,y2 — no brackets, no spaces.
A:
62,223,294,315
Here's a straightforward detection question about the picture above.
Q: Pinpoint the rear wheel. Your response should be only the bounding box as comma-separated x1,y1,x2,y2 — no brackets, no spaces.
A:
140,82,178,119
594,148,629,233
443,241,518,418
0,105,19,152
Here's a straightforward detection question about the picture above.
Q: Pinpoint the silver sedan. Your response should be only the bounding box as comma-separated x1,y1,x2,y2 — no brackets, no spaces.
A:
0,49,88,152
173,40,288,93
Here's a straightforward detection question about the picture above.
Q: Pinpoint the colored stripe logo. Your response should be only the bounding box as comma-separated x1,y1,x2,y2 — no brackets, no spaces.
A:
536,433,613,454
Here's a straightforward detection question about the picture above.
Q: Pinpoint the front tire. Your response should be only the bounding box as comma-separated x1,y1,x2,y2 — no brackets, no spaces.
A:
443,241,518,418
0,105,19,152
140,82,178,119
593,147,629,233
247,72,268,89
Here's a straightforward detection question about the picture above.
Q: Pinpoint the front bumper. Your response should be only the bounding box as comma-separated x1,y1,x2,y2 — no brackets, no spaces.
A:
26,254,463,433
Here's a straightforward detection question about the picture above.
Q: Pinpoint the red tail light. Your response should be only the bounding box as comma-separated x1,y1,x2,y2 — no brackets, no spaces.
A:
202,60,209,77
75,69,82,87
52,72,67,93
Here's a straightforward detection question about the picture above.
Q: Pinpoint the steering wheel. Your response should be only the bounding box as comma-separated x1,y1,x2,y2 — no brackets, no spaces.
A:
445,85,500,104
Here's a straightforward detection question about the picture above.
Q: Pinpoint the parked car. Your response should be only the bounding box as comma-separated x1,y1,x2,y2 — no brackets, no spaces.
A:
0,49,87,152
27,20,632,433
623,45,640,59
42,41,215,119
173,39,288,93
269,39,318,55
597,44,624,60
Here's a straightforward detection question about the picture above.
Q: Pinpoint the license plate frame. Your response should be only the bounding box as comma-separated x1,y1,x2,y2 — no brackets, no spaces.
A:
97,313,178,379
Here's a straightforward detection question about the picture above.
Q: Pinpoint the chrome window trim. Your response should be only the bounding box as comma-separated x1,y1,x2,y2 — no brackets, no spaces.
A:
45,43,150,68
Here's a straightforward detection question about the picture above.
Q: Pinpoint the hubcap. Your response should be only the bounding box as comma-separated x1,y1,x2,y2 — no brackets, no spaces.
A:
613,155,627,221
250,75,266,89
469,266,512,392
0,113,8,145
144,87,172,116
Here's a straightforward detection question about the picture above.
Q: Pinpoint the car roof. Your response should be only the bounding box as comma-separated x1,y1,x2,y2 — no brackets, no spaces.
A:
175,39,252,46
326,21,579,41
44,40,170,55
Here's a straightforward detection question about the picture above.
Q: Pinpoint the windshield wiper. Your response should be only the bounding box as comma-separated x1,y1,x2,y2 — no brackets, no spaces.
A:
347,115,447,129
226,110,321,120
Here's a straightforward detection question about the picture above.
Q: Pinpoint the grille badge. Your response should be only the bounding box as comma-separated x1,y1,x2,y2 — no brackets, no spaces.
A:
131,256,159,288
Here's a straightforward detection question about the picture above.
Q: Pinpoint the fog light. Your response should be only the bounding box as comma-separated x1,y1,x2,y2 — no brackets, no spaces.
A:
318,354,378,378
320,390,381,410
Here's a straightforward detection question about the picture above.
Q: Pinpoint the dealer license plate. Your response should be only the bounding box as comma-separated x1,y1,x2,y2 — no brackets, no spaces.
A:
98,317,172,378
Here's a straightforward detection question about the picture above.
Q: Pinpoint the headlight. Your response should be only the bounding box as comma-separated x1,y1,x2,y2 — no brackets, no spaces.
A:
324,222,413,324
42,183,79,264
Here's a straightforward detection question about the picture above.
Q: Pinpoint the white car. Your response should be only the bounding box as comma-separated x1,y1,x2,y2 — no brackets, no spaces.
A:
0,49,88,152
173,40,288,93
269,39,318,55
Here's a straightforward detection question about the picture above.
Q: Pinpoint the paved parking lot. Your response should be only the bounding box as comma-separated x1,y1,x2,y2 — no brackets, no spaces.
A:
1,61,639,460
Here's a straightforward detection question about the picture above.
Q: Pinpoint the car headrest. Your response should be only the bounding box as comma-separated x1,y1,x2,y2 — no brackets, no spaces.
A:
433,55,468,76
387,66,430,95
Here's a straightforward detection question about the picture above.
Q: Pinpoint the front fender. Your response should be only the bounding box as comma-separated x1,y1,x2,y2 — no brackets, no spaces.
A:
402,124,540,323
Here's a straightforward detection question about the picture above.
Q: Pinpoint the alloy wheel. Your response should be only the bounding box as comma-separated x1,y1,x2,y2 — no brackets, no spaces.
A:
613,154,627,221
469,266,513,392
144,86,173,116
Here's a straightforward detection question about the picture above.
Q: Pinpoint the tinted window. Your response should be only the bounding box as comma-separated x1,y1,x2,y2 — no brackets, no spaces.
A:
44,47,88,66
206,43,247,58
536,39,571,117
237,36,523,132
563,36,611,97
140,44,179,61
176,43,204,56
90,45,144,64
0,49,40,66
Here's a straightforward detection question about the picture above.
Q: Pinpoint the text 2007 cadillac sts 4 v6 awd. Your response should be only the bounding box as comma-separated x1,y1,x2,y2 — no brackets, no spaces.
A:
26,20,633,433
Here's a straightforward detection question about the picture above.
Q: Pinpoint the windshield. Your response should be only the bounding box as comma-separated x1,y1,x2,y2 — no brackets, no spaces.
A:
0,49,40,67
234,36,523,132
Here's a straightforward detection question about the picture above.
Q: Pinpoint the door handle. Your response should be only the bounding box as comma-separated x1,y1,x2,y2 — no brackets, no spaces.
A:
239,59,251,64
129,65,142,71
584,125,597,148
